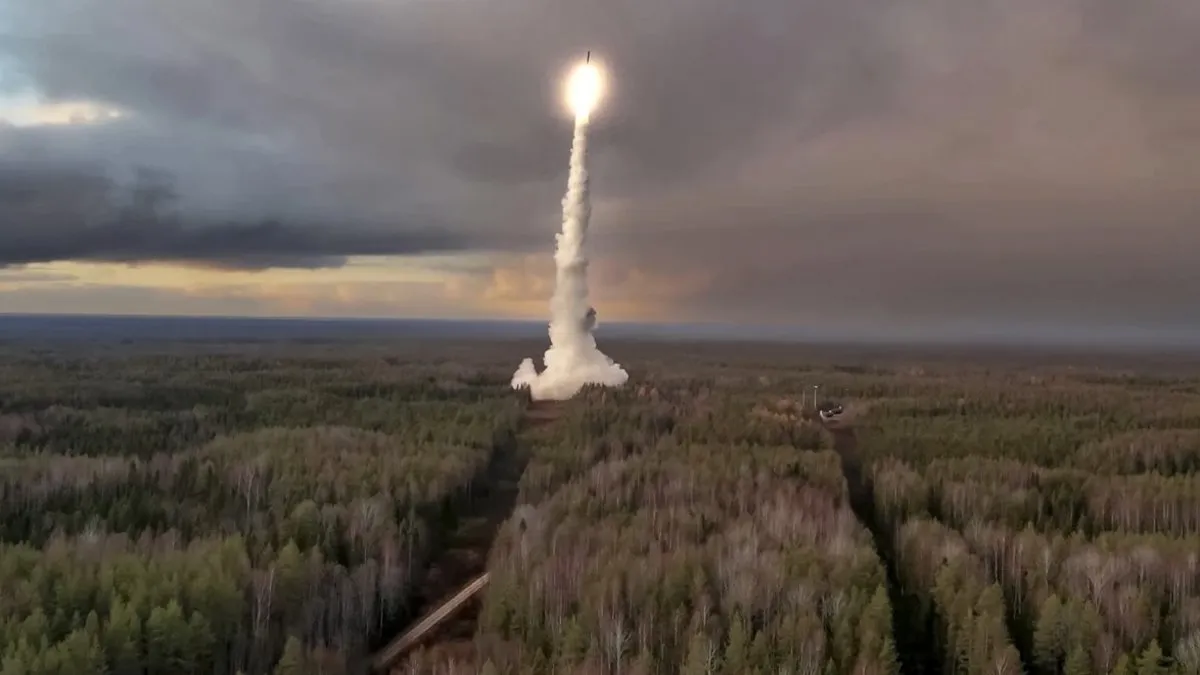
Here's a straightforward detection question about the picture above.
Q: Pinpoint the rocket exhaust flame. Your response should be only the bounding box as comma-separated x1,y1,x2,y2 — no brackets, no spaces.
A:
565,61,604,120
511,57,628,401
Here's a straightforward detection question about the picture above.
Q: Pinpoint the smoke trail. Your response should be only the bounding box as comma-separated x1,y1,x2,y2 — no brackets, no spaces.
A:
511,110,628,401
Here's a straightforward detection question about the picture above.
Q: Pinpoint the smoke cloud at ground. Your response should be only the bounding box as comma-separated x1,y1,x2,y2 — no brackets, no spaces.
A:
511,111,628,401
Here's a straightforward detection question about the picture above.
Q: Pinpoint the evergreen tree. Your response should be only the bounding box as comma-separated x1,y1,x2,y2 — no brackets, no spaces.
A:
185,611,215,674
104,598,142,675
682,633,716,675
1034,594,1065,675
1111,653,1134,675
558,615,588,667
273,636,307,675
722,612,750,675
1136,641,1167,675
0,639,38,675
54,628,107,675
878,636,902,675
145,601,190,675
1064,645,1091,675
748,630,772,673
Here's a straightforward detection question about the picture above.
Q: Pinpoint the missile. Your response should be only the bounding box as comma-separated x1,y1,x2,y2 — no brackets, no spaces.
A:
586,51,591,63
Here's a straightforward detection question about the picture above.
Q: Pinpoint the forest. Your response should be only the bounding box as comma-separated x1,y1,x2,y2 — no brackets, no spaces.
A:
0,338,1198,675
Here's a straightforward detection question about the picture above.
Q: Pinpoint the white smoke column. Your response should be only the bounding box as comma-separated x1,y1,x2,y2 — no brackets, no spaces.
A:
512,60,628,401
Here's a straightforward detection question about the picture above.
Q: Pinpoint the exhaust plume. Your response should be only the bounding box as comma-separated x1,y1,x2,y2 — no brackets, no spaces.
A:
511,61,628,401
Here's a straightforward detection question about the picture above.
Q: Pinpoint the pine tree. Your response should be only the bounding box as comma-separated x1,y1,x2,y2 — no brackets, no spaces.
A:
856,587,892,674
104,598,142,675
185,611,215,674
867,585,894,638
831,608,858,671
274,636,307,675
145,600,190,675
748,628,772,672
83,611,102,641
18,608,49,648
1110,653,1133,675
682,633,715,675
1033,594,1065,675
722,612,749,675
274,541,307,617
1136,641,1167,675
558,615,588,667
1064,646,1091,675
878,636,902,675
54,627,107,675
0,639,37,675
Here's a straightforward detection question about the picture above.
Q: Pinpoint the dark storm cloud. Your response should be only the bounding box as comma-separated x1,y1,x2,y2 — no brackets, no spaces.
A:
2,0,1200,330
0,161,467,268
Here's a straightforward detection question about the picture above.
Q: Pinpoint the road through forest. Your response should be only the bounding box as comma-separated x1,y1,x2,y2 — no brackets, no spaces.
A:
371,424,528,672
827,421,941,675
372,401,566,672
375,407,934,673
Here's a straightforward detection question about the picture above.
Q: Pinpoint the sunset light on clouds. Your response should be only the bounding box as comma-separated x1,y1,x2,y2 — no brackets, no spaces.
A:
0,96,125,127
0,255,696,322
3,0,1200,341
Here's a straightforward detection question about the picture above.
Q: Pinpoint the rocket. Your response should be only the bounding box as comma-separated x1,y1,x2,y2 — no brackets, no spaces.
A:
586,51,590,63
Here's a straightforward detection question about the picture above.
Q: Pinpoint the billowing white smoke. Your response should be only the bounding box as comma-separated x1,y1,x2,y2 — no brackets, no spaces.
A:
511,109,628,401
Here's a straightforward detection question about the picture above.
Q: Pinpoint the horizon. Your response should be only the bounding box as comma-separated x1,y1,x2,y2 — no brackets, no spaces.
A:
4,312,1200,350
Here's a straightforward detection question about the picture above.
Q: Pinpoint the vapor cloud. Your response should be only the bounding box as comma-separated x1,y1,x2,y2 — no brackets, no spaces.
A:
2,0,1199,333
512,90,629,401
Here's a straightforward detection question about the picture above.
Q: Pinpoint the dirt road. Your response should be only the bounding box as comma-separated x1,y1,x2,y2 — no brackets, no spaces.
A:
372,401,566,672
825,420,940,675
370,432,527,672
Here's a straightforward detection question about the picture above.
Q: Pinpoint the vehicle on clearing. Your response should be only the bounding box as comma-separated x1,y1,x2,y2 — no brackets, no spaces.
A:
818,402,844,421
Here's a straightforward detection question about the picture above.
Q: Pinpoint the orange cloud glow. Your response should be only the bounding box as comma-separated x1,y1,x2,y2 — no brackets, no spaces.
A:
0,97,125,127
0,254,711,322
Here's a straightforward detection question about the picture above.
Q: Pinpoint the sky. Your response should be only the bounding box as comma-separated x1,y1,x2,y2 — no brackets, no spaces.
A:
1,0,1199,341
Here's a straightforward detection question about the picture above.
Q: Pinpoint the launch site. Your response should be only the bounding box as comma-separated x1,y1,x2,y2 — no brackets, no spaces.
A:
3,0,1200,674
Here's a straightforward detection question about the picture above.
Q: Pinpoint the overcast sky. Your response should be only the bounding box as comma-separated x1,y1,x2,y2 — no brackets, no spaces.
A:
2,0,1198,341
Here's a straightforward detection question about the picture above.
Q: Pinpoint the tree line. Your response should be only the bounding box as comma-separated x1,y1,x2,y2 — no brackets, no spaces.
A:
0,347,523,674
862,365,1200,675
